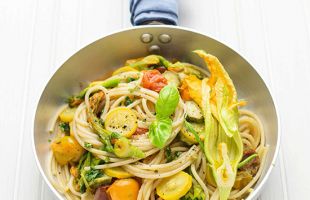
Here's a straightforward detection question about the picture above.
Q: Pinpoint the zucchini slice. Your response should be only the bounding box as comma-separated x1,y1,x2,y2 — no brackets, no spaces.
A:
163,71,180,87
180,123,205,145
185,101,204,123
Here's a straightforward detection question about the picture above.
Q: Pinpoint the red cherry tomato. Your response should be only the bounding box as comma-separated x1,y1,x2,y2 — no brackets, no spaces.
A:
134,127,149,135
142,70,168,92
155,66,167,73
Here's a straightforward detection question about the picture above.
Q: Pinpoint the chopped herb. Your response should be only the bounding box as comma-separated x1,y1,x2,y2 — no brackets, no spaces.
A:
84,168,102,182
165,146,181,162
124,96,133,106
126,77,136,83
48,139,51,142
84,142,93,149
59,122,70,134
78,152,111,193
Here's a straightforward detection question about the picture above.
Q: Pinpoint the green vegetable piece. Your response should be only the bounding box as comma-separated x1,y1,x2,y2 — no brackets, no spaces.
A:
68,78,120,107
114,137,144,158
185,101,204,123
149,117,172,149
162,71,180,87
181,180,206,200
126,77,136,83
84,142,93,149
78,78,120,99
157,55,172,68
155,85,180,118
184,121,204,151
238,154,258,169
201,79,243,200
215,79,239,137
129,55,160,70
88,112,114,153
78,152,111,192
88,175,112,189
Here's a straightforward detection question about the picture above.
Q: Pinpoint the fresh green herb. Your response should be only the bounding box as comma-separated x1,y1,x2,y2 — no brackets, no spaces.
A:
184,121,204,151
155,85,180,118
78,152,111,193
84,142,93,149
238,154,258,169
149,117,172,149
124,96,133,106
149,85,180,148
59,122,70,134
84,168,102,182
48,139,51,142
126,77,136,83
165,146,181,162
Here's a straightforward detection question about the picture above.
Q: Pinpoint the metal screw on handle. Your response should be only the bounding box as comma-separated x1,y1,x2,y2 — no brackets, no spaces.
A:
140,33,153,43
158,34,172,43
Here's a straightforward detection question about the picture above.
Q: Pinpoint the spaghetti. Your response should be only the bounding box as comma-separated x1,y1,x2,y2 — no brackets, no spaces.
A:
47,51,267,200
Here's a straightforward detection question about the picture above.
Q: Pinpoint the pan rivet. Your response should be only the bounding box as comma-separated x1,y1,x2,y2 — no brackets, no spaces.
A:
158,34,171,43
141,33,153,43
149,45,160,54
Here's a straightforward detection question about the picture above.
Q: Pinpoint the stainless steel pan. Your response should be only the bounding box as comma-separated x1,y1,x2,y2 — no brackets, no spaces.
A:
32,25,280,200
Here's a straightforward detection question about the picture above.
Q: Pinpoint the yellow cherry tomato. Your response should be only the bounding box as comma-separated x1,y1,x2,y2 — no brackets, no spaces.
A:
59,107,76,123
104,107,137,138
103,167,133,179
107,178,139,200
156,171,192,200
51,136,84,165
112,66,138,75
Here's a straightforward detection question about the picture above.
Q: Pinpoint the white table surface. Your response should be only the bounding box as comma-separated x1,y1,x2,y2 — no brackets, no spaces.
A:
1,0,309,199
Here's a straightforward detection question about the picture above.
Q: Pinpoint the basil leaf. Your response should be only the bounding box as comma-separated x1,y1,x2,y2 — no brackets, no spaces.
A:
156,85,180,118
149,117,172,148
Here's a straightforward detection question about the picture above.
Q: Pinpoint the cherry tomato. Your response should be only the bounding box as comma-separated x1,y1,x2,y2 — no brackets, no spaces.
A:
142,70,167,92
155,66,167,73
107,179,140,200
134,127,149,135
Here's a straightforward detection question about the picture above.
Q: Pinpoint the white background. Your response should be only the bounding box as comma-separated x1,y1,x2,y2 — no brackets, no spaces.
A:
1,0,309,199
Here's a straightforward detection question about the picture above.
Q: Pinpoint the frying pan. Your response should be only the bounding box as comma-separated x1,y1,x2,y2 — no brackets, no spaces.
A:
32,9,280,200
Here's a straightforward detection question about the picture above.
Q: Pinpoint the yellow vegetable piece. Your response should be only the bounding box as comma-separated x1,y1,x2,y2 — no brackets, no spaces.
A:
193,50,237,108
105,107,137,138
182,75,202,107
156,171,192,200
69,122,74,136
51,136,85,165
112,66,138,76
103,167,133,179
180,123,205,145
59,107,76,123
107,178,140,200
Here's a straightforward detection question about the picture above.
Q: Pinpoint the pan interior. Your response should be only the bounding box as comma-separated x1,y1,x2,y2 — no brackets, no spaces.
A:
34,26,278,199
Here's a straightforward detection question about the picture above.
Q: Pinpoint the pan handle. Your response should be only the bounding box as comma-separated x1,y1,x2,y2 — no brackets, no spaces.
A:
130,0,178,26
